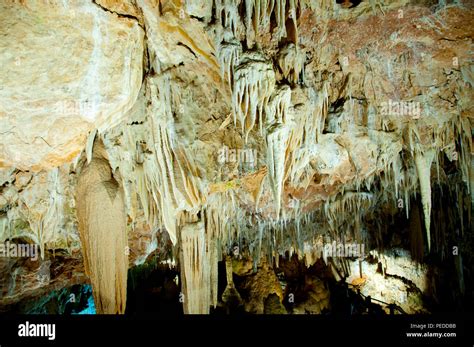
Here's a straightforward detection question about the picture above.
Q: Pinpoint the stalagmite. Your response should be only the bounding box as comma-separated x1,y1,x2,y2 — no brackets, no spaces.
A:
222,256,243,307
76,140,128,314
414,148,435,251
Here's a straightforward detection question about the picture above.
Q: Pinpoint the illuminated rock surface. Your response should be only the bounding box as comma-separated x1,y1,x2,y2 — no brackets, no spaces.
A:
0,0,472,314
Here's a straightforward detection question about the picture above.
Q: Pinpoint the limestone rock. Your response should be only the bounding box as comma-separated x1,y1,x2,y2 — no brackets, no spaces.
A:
0,0,472,315
0,0,144,171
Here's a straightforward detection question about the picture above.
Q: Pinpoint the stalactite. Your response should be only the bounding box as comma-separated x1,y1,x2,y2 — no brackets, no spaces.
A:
215,0,302,45
4,0,473,319
176,193,243,313
265,84,292,125
277,43,305,84
217,34,242,88
179,221,210,314
274,0,300,42
288,146,314,188
175,148,203,208
0,214,8,243
215,0,244,39
18,168,66,260
39,168,64,258
266,123,290,218
471,155,474,208
310,82,329,143
285,84,329,189
233,51,276,141
457,117,472,195
208,233,219,309
260,85,295,219
403,173,411,220
324,191,373,236
273,0,287,39
149,117,180,243
391,156,401,200
245,0,275,38
136,164,159,227
85,129,97,165
76,140,128,314
134,76,203,245
204,202,225,309
254,172,266,211
414,148,435,251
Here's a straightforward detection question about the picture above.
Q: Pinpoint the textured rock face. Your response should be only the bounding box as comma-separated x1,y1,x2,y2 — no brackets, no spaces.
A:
347,249,429,314
0,0,472,314
75,140,128,314
0,0,143,171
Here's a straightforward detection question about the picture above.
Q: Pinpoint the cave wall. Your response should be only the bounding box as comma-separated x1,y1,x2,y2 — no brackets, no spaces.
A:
0,0,472,314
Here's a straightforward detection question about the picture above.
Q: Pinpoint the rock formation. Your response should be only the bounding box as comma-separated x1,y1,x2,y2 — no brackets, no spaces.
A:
76,139,128,314
0,0,472,315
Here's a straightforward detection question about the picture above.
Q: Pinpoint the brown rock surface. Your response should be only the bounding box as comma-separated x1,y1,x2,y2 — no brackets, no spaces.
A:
0,0,471,314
